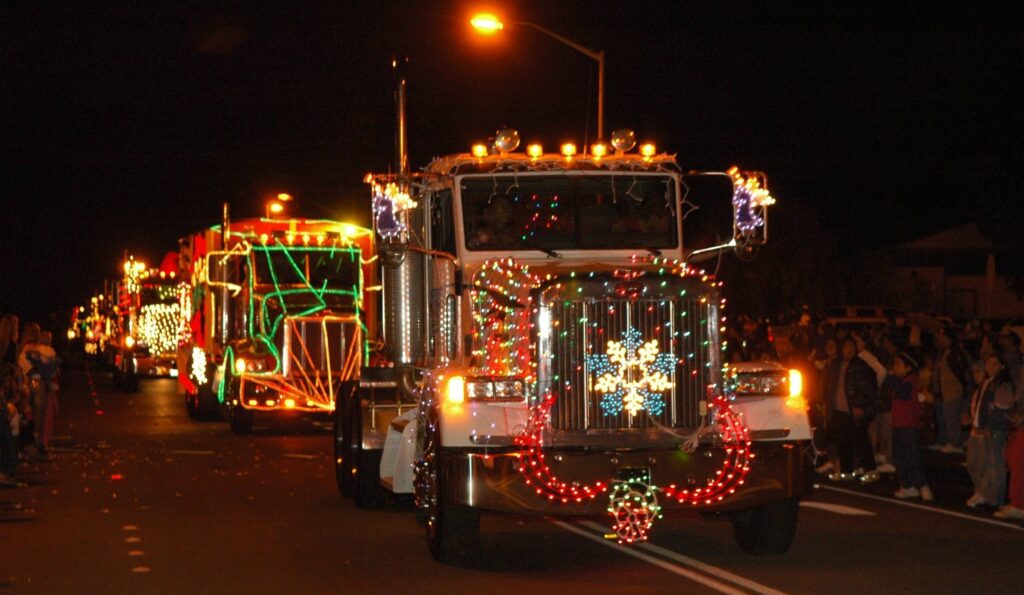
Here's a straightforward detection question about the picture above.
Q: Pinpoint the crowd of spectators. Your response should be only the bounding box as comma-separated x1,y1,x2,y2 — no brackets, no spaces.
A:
0,312,61,487
725,310,1024,520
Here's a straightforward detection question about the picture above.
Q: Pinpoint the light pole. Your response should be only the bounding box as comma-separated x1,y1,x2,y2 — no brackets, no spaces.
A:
470,13,605,141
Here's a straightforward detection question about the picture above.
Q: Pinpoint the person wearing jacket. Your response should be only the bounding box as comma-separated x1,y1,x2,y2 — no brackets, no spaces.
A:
966,354,1015,508
823,337,880,482
885,352,933,500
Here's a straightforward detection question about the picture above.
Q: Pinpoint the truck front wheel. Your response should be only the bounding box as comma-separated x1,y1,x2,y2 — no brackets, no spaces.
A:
729,497,799,555
419,408,480,565
350,390,387,509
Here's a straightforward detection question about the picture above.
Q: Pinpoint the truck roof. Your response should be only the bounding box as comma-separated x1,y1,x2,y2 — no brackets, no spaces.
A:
422,152,681,177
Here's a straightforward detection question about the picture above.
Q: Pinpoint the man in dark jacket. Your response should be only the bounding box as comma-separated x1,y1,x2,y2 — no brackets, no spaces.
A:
823,337,881,482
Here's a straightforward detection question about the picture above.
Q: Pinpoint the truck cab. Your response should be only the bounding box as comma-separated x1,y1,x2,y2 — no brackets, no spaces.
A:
338,130,812,564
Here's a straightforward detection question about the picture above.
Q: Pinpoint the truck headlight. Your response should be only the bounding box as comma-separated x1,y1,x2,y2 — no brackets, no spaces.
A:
467,378,525,402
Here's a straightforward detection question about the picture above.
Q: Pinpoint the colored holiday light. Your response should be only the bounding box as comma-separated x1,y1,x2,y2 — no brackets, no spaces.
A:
607,482,661,544
371,181,417,240
587,326,676,416
729,167,775,235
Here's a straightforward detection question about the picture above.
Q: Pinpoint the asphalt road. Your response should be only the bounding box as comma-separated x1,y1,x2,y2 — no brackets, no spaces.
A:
3,362,1021,594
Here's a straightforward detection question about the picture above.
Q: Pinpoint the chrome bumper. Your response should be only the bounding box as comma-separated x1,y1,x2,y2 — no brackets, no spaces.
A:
440,441,813,515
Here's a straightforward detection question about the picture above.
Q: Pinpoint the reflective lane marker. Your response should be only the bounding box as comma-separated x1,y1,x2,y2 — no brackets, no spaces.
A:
819,485,1024,532
552,521,747,595
579,520,789,595
128,550,145,556
799,501,876,516
282,453,317,459
170,450,215,456
132,566,150,573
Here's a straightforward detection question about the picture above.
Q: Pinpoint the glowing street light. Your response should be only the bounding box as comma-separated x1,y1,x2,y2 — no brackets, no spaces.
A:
470,12,606,140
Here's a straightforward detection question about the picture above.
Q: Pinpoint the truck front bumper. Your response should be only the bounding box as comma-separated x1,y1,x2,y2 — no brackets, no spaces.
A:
440,440,813,515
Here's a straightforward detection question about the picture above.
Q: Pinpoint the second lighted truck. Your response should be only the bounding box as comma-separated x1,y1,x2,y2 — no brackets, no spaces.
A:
176,215,374,432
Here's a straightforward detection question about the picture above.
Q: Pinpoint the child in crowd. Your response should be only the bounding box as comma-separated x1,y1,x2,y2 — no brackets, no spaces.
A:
965,355,1015,508
885,352,933,501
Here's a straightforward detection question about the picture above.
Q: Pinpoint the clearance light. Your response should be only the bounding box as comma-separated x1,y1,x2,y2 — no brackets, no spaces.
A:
269,202,284,215
286,233,295,244
470,13,504,34
561,143,577,157
342,224,359,238
446,376,466,404
284,398,296,408
260,233,269,244
124,336,135,348
264,399,276,407
247,399,258,406
591,142,608,158
527,143,543,158
302,233,310,244
471,143,489,158
277,193,292,201
639,143,657,158
235,358,247,374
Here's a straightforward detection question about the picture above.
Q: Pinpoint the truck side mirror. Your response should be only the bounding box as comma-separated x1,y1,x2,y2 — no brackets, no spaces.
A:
730,169,774,246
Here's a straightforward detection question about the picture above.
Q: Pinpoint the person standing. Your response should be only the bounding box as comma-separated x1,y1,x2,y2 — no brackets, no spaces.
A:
930,326,970,453
886,353,933,501
965,355,1015,509
995,379,1024,519
824,338,880,482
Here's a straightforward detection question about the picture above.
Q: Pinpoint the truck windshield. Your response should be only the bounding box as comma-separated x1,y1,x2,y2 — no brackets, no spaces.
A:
251,246,359,307
461,174,678,252
139,284,179,305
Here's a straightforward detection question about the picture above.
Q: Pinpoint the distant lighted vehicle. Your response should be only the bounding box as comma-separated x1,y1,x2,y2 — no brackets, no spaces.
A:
111,255,182,392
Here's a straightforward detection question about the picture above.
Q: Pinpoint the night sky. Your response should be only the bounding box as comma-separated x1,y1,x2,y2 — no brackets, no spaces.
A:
2,1,1019,326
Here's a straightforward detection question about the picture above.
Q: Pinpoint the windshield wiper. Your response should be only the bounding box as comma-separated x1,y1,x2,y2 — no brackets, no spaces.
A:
538,247,562,259
645,247,662,257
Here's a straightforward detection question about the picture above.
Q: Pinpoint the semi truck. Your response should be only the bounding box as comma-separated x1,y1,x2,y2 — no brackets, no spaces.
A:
110,255,182,392
334,65,812,564
176,214,374,433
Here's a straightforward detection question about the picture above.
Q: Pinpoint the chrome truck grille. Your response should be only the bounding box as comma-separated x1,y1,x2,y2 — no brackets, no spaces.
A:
536,275,719,433
278,316,361,380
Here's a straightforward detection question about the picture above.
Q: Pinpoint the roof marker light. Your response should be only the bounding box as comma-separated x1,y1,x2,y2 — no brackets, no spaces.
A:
471,143,489,158
561,143,577,157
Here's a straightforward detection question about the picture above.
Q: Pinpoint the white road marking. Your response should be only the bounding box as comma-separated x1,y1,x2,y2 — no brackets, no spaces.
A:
819,485,1024,532
282,453,317,459
580,520,789,595
552,520,746,595
170,450,215,456
799,501,876,516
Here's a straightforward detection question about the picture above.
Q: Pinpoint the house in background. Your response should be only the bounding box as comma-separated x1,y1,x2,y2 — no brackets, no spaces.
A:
881,223,1024,320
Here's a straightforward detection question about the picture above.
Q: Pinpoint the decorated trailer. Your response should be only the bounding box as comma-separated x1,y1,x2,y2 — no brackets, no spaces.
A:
333,65,811,565
176,215,374,433
109,254,182,392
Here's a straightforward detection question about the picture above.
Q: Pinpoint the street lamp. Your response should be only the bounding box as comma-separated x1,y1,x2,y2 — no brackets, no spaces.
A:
470,13,606,140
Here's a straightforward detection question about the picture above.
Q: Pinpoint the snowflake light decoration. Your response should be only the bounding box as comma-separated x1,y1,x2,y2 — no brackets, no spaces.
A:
587,327,676,416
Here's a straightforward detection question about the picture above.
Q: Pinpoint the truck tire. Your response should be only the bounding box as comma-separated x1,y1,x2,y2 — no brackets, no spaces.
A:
185,393,200,419
196,381,221,421
419,408,480,565
334,382,356,497
730,497,800,555
229,405,254,434
351,391,387,509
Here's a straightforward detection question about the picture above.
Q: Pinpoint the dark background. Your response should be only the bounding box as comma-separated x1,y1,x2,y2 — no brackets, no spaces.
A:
2,1,1020,327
